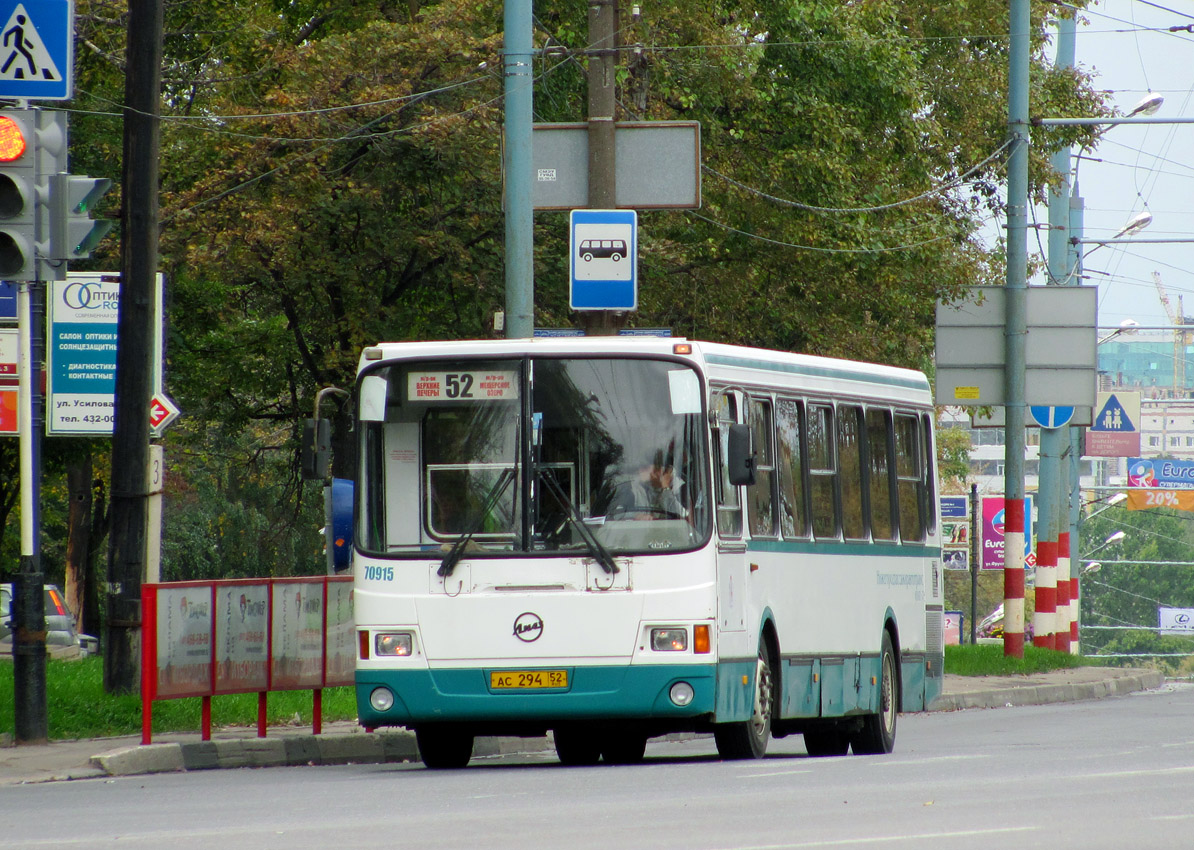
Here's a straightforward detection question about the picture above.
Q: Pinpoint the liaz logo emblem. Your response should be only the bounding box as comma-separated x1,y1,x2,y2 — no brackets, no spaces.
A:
513,612,543,642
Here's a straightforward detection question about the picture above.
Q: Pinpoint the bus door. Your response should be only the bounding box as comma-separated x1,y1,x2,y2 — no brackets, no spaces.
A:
713,389,746,633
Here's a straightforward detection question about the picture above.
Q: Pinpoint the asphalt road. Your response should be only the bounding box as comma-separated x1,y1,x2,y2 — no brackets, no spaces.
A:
2,682,1192,850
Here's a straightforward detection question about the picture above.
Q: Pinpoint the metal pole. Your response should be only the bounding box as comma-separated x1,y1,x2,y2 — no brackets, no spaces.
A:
969,482,979,645
503,0,534,339
13,279,47,743
1003,0,1030,658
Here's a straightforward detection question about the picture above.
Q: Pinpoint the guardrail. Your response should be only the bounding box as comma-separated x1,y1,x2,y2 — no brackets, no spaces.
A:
141,576,353,744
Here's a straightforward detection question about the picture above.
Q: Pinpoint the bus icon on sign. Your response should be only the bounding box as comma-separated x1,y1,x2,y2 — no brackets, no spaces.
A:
579,239,626,262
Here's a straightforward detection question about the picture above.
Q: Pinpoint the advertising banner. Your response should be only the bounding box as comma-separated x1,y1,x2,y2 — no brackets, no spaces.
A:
0,327,15,435
270,580,326,690
1159,607,1194,635
981,496,1034,570
325,580,355,687
213,582,270,694
153,585,213,699
1127,490,1194,512
1128,458,1194,490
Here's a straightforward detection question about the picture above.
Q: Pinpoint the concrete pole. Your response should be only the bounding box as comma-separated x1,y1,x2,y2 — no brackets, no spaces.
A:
1003,0,1031,658
1035,11,1078,651
503,0,534,339
581,0,620,336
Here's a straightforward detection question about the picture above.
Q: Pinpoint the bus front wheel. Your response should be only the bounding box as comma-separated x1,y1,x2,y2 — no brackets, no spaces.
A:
713,640,774,760
416,726,474,769
555,726,602,766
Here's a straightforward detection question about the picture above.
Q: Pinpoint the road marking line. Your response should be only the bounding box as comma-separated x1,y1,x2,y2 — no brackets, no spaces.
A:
710,826,1037,849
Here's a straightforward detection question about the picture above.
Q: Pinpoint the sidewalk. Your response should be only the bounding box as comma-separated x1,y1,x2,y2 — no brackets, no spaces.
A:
0,667,1166,786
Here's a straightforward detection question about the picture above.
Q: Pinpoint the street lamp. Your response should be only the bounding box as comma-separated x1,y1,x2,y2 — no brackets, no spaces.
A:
1086,492,1127,519
1085,530,1126,559
1098,319,1138,345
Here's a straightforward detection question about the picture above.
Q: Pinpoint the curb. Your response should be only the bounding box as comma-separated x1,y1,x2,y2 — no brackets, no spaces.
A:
90,731,555,777
930,670,1165,712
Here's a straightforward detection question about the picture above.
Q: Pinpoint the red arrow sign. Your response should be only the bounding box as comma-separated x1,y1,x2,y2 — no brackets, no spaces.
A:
149,394,180,429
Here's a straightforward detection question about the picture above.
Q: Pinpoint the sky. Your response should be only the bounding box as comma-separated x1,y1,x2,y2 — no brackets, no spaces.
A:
1058,0,1194,332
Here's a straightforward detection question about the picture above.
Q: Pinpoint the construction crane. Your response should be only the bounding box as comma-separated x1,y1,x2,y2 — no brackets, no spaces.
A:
1152,271,1188,395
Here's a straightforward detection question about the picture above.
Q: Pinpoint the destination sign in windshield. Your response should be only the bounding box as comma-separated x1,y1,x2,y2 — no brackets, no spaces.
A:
407,370,519,402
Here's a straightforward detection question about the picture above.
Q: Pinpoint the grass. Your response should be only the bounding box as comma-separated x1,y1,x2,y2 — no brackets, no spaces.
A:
945,644,1089,677
0,656,358,741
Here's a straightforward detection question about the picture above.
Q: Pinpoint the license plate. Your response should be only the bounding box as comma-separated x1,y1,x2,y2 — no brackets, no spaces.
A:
490,669,568,689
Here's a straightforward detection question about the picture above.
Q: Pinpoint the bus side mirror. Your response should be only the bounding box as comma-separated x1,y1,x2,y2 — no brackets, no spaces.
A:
301,418,331,480
726,423,756,487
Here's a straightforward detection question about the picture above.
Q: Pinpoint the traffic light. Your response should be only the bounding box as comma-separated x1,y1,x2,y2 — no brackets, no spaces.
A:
49,173,113,261
0,109,39,280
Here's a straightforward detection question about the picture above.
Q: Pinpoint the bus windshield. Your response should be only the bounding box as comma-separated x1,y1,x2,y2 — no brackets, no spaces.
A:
356,356,710,557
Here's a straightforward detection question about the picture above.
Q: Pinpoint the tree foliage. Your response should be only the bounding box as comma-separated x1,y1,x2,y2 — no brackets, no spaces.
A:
2,0,1111,581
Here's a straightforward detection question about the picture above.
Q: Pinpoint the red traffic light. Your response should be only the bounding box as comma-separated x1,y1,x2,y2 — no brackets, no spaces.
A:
0,116,26,162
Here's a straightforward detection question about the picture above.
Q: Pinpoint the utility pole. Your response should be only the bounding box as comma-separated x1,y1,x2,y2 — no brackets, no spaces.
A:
581,0,621,335
1003,0,1031,658
503,0,534,339
1037,11,1078,652
105,0,163,693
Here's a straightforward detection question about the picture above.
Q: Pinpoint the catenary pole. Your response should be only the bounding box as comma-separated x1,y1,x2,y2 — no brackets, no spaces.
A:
503,0,534,339
1035,10,1078,651
1003,0,1030,658
105,0,164,693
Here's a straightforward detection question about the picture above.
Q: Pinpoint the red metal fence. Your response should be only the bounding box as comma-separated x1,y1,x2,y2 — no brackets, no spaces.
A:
141,576,353,744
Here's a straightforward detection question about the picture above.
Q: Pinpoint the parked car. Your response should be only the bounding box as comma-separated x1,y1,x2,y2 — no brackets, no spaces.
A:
0,583,98,658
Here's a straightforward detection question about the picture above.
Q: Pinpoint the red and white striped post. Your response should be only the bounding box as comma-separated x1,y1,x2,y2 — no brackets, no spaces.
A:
1055,531,1072,652
1003,497,1026,656
1032,537,1057,649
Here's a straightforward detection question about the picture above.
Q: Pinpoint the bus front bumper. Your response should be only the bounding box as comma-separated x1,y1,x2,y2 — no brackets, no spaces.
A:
356,663,717,728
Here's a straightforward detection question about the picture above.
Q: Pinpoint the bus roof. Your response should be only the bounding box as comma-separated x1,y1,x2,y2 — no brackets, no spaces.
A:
358,338,931,401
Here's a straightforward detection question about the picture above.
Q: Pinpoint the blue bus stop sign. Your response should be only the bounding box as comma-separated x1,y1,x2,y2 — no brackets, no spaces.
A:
569,209,637,310
0,1,73,100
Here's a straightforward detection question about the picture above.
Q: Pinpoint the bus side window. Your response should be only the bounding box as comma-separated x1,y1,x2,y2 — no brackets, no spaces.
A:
867,408,897,542
776,398,809,538
921,412,938,535
895,414,925,542
747,397,777,538
838,405,867,541
714,392,742,538
808,404,839,540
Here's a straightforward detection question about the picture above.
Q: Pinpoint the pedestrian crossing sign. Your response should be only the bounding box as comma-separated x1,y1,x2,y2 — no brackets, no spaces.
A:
0,1,72,100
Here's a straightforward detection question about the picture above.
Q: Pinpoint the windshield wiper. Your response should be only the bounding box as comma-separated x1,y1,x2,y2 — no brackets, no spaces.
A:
537,468,619,575
438,468,517,578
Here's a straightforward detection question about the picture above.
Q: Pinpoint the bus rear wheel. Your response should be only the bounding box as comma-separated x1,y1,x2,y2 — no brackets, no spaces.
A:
416,726,474,769
851,631,898,755
803,726,849,757
714,640,774,760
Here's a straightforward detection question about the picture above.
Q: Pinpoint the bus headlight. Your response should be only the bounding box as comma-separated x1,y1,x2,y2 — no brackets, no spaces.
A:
669,682,695,706
651,628,688,651
375,632,414,656
370,688,395,712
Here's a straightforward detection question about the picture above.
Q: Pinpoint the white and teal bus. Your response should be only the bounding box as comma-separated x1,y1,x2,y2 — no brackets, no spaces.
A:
350,337,944,767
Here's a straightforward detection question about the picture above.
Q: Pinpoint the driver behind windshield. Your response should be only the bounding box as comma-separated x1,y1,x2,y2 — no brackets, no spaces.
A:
607,450,684,520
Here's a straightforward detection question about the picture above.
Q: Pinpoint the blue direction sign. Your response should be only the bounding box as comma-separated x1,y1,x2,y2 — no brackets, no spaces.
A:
570,209,637,311
1029,405,1074,429
0,0,72,100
